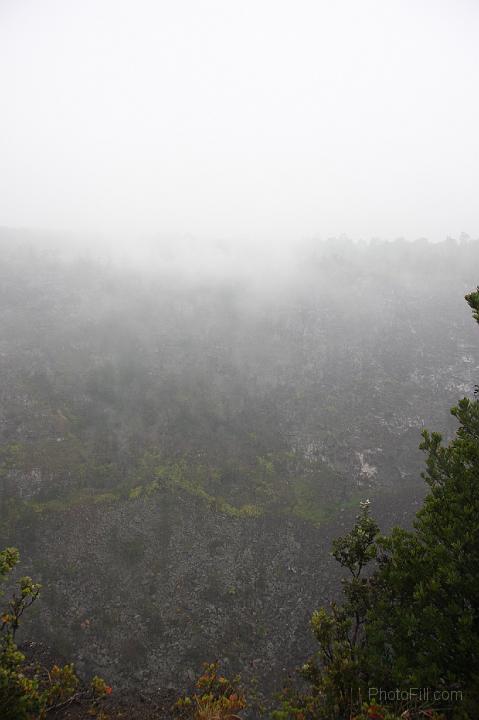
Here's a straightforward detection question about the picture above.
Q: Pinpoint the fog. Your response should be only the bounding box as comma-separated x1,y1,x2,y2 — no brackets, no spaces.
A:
2,3,479,717
1,0,479,245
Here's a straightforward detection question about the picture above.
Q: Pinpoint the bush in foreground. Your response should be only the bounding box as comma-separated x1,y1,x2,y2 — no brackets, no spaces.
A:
0,547,110,719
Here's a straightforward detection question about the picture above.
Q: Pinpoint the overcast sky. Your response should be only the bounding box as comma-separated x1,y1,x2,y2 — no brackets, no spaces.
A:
1,0,478,245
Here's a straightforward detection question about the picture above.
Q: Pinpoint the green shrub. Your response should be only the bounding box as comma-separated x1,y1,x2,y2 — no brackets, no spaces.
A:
0,547,111,719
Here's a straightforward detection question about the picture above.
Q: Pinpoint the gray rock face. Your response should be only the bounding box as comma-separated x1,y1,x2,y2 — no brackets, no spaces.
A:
1,235,478,707
18,487,340,700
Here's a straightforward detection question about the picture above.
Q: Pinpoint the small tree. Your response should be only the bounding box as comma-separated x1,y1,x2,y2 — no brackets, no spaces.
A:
276,286,479,719
363,288,479,717
274,501,380,719
0,547,42,719
0,547,111,719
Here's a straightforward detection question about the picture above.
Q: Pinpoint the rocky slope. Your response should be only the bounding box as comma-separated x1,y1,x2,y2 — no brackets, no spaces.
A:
1,233,478,704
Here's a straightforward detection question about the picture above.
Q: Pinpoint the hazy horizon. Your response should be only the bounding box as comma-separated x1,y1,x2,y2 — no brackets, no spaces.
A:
2,0,479,245
2,4,479,709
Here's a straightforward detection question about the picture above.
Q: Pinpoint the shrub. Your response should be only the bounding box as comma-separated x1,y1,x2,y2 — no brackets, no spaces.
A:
174,661,246,720
0,547,111,719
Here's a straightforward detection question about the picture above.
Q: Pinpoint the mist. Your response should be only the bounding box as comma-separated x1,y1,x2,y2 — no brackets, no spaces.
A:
1,0,479,244
2,2,479,719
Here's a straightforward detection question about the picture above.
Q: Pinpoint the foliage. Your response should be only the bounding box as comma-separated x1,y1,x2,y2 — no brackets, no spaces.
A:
275,290,479,718
465,286,479,324
366,391,479,715
174,662,246,720
0,547,111,719
273,501,380,720
0,547,42,719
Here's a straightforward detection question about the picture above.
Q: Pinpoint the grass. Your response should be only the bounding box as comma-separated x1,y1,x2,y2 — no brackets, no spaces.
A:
0,443,348,535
